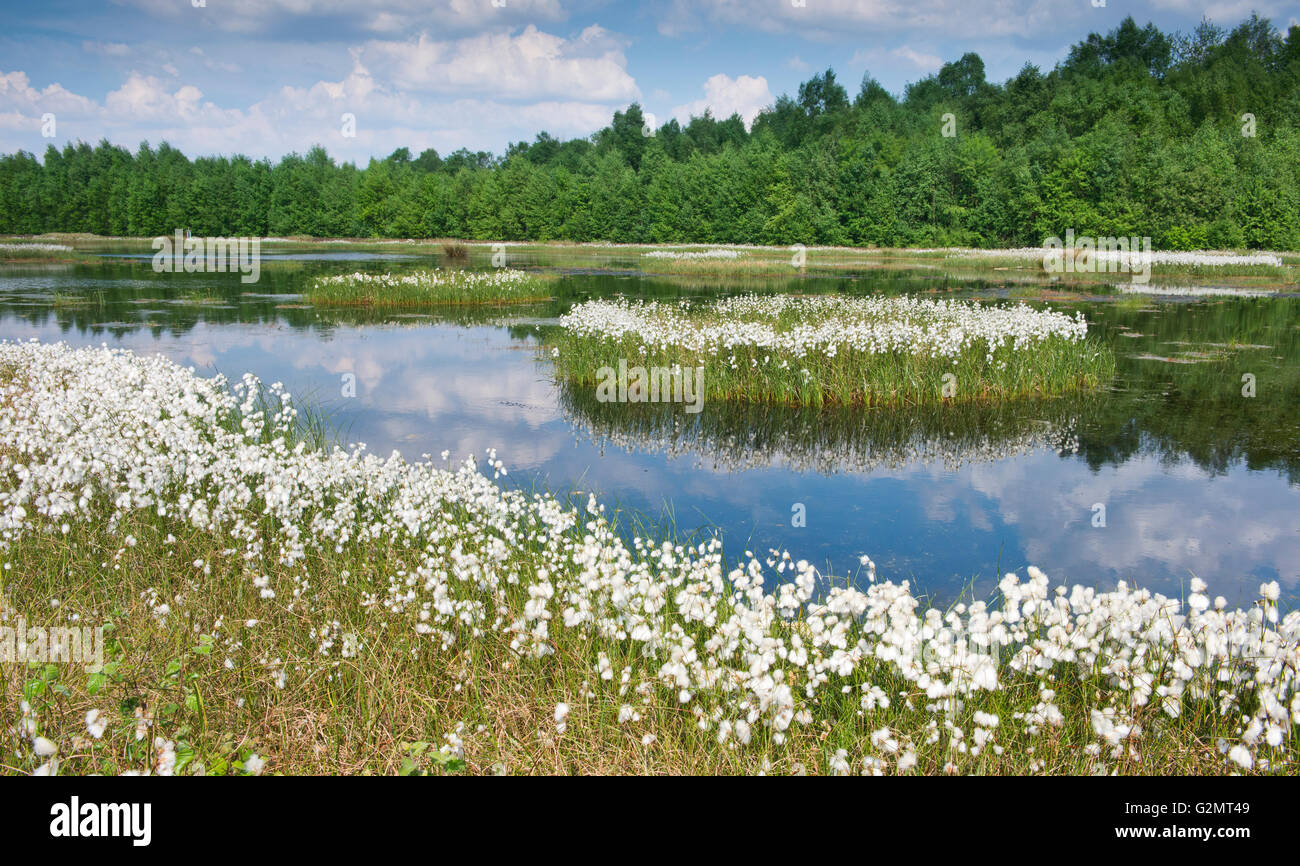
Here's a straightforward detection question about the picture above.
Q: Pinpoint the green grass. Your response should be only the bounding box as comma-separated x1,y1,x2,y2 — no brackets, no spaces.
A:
51,292,100,308
546,298,1116,408
303,267,553,307
0,242,95,263
1,459,1283,777
1,476,1284,778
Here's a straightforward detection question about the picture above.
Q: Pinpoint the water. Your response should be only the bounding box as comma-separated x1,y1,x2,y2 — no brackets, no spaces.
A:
3,252,1297,606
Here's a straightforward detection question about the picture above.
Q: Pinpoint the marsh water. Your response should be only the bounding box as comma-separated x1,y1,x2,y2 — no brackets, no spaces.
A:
3,247,1298,605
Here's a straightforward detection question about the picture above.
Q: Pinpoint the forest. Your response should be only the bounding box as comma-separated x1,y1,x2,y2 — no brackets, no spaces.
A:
2,14,1299,250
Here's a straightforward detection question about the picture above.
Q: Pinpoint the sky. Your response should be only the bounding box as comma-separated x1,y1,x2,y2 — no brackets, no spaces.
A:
1,0,1298,164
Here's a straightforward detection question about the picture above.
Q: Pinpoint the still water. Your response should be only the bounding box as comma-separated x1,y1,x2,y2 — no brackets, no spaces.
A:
2,252,1297,605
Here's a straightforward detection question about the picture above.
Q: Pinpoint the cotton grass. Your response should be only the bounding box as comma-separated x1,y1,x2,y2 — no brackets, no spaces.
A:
0,341,1293,776
306,268,550,307
549,294,1114,406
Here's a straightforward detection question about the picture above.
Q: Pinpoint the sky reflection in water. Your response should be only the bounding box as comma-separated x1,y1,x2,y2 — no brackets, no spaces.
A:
2,257,1296,605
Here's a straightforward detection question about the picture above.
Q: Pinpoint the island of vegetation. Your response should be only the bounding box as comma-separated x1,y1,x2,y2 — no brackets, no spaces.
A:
305,267,552,307
547,295,1115,406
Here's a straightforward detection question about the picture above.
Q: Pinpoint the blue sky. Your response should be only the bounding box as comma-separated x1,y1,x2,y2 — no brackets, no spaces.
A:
2,0,1297,164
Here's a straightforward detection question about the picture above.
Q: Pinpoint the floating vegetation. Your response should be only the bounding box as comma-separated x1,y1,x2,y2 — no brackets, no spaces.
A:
1116,284,1274,298
0,242,74,254
0,242,92,262
1131,353,1211,365
642,248,744,260
944,247,1285,269
305,268,551,307
549,294,1114,406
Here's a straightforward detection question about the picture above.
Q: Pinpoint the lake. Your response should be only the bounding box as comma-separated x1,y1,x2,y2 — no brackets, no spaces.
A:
3,247,1297,606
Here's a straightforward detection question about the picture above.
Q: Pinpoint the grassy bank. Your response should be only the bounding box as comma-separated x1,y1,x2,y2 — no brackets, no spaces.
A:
547,295,1115,407
301,267,553,307
1,341,1294,776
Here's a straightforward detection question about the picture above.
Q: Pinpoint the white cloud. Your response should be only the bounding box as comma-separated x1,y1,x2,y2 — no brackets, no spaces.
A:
664,0,1076,40
672,73,773,128
0,43,624,163
1149,0,1291,25
849,45,942,73
190,47,242,74
105,75,215,123
956,453,1300,594
891,46,943,72
82,42,132,57
361,24,638,101
116,0,568,35
0,18,640,161
0,70,99,116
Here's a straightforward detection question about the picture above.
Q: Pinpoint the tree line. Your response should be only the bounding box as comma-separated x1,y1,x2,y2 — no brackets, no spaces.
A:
2,15,1299,250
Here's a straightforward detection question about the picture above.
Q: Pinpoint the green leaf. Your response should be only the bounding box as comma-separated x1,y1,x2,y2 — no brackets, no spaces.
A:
174,744,195,774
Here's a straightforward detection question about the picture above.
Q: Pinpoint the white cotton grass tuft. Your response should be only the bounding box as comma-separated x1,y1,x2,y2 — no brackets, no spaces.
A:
0,242,74,253
554,702,570,734
558,294,1092,364
642,248,743,261
308,268,542,303
940,246,1284,269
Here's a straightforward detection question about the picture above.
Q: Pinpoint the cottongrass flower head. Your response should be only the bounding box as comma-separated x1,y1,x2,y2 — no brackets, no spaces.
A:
85,709,108,739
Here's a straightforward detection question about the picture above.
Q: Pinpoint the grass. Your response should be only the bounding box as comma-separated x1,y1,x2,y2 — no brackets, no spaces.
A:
0,242,95,263
5,522,1282,777
0,481,1286,777
546,296,1116,408
1,465,1286,777
174,289,226,306
303,267,553,307
51,291,105,309
0,349,1292,777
